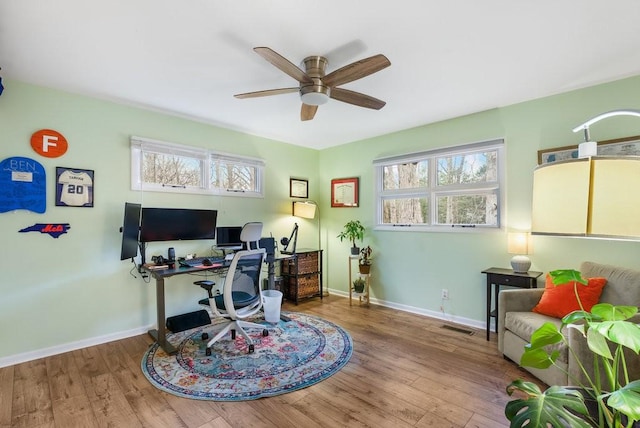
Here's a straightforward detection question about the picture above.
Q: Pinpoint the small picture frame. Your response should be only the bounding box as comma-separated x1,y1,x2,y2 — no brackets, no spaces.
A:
290,178,309,198
55,167,94,207
331,177,359,207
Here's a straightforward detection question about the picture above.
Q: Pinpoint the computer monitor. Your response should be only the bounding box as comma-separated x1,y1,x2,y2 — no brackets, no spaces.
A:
216,226,243,249
139,208,218,242
120,202,141,260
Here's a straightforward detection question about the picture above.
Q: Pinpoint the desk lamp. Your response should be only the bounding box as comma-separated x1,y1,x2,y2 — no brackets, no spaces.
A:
508,232,532,273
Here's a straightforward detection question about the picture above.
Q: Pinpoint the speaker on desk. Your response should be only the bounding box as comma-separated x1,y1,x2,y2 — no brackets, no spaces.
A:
168,247,175,261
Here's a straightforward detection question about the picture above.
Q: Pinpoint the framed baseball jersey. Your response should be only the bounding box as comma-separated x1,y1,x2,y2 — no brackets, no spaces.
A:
55,167,94,207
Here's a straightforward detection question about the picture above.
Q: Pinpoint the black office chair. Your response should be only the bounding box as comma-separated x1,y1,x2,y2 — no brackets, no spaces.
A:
202,222,268,355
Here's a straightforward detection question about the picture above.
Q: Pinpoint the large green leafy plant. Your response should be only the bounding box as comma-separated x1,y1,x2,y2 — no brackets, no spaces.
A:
506,269,640,428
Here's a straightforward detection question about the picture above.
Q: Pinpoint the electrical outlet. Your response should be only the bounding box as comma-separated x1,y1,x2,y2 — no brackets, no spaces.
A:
441,288,449,299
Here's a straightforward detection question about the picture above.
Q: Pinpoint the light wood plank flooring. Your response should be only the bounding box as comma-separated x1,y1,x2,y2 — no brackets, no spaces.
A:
0,295,541,428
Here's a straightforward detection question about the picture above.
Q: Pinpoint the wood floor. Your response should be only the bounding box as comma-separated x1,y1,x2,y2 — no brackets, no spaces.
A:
0,295,541,428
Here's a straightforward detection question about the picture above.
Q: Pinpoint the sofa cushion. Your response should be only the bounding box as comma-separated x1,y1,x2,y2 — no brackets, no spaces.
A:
532,273,607,318
504,311,568,363
581,261,640,306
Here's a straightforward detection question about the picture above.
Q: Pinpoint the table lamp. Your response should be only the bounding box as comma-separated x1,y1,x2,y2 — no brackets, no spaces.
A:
508,232,532,273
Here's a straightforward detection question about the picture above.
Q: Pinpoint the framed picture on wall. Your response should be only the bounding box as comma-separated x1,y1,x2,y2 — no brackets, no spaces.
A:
537,135,640,164
55,167,94,207
331,177,359,207
290,178,309,198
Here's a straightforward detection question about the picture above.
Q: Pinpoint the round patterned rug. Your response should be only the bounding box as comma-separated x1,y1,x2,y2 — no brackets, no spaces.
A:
141,311,353,401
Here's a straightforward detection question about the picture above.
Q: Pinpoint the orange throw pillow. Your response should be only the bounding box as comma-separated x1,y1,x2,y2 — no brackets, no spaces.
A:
532,274,607,318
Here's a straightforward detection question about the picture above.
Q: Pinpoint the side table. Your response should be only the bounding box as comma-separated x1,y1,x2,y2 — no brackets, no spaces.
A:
481,267,542,341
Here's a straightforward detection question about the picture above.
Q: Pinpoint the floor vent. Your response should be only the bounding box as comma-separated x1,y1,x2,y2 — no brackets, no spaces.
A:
441,324,474,335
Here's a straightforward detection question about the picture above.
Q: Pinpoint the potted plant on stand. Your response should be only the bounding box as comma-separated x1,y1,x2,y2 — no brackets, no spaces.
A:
352,277,366,294
359,245,372,274
337,220,365,255
505,269,640,428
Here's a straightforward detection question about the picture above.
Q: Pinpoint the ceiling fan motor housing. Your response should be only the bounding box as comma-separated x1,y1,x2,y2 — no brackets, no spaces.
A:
300,56,330,105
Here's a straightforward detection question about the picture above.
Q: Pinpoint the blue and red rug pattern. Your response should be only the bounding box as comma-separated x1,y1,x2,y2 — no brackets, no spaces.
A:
141,311,352,400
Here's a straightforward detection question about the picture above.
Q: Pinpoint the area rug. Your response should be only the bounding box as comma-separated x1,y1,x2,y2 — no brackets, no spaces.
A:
141,311,353,401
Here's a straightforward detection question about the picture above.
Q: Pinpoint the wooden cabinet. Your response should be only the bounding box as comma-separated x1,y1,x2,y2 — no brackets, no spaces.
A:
280,249,323,304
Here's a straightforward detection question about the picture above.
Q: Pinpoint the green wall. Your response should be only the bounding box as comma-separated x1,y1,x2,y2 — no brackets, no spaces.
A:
320,75,640,324
2,74,640,364
0,80,319,363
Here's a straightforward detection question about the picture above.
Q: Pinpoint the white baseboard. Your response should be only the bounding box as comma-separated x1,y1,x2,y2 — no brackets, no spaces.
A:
327,288,485,332
2,291,487,368
0,325,153,369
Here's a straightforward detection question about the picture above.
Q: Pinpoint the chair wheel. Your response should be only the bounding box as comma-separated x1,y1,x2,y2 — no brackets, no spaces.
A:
231,329,236,339
248,344,255,353
201,332,209,340
262,329,269,337
205,348,211,356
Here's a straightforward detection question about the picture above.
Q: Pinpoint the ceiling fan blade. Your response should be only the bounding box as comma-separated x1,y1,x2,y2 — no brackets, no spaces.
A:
254,47,312,84
323,54,391,87
330,87,386,110
234,87,298,99
301,104,318,121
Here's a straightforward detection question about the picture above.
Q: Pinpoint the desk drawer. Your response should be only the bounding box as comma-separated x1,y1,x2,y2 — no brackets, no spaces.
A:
282,251,319,275
490,274,531,288
285,273,320,299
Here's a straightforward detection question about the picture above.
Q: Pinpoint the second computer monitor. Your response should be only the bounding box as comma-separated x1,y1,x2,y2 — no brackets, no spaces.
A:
216,226,243,250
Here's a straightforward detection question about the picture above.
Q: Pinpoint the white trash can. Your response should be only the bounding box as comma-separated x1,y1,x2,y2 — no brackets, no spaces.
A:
262,289,283,323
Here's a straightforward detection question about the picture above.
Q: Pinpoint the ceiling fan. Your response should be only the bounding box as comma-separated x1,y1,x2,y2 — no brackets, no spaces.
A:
234,47,391,121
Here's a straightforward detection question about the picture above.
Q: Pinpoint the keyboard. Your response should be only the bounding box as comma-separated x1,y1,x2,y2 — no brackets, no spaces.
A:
179,256,224,267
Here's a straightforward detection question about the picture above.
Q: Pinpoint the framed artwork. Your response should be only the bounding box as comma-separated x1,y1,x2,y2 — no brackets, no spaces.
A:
537,135,640,165
55,167,94,207
289,178,308,198
331,177,359,207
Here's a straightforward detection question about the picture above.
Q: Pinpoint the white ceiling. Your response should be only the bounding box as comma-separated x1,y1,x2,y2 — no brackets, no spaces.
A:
2,1,640,149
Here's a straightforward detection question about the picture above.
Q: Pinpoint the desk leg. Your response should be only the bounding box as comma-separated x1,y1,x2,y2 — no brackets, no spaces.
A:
148,276,178,355
267,260,275,290
486,279,491,341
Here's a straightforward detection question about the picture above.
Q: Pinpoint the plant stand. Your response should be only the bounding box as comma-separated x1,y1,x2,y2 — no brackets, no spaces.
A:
348,255,370,306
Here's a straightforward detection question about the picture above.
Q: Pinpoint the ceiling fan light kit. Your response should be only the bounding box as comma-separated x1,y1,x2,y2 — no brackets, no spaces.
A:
234,47,390,120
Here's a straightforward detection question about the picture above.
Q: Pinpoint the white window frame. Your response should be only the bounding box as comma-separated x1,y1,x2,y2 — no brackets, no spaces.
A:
130,136,264,198
374,138,505,232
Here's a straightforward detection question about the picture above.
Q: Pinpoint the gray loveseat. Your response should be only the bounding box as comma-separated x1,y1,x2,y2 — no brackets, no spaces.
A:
498,261,640,386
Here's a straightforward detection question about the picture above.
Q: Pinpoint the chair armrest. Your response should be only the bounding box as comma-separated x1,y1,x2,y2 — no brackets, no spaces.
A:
498,288,544,352
499,288,544,313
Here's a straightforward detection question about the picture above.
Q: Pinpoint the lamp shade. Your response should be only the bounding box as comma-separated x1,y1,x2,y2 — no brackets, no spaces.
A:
532,157,640,238
531,159,590,236
507,232,531,255
293,201,317,219
589,158,640,237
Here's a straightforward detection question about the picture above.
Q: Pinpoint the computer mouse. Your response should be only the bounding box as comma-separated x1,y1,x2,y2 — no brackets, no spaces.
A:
202,258,213,266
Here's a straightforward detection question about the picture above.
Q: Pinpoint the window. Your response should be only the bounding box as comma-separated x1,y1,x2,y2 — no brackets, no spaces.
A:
131,136,264,197
374,139,504,230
